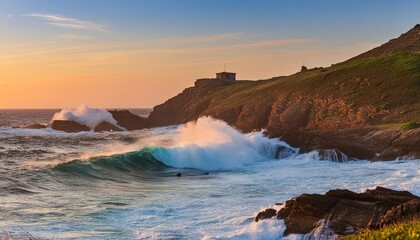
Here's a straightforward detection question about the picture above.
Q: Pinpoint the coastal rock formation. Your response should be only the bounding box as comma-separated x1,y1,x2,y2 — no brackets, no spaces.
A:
47,110,148,133
50,120,90,133
109,110,149,131
23,124,47,129
363,128,420,160
255,208,277,222
94,121,123,132
257,187,420,237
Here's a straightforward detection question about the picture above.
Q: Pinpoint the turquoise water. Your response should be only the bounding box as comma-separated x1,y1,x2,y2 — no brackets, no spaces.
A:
0,115,419,239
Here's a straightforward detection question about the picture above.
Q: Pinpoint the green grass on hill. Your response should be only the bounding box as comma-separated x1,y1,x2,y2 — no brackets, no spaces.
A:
196,51,420,126
340,221,420,240
401,121,420,131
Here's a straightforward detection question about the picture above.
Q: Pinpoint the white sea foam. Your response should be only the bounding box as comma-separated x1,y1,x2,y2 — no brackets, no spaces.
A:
151,117,294,170
214,219,286,240
52,105,119,129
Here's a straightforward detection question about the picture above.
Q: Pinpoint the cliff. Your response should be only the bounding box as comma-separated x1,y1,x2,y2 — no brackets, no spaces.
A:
148,25,420,160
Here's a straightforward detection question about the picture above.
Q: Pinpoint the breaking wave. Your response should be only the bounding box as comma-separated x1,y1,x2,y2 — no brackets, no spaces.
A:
54,117,298,177
52,105,119,129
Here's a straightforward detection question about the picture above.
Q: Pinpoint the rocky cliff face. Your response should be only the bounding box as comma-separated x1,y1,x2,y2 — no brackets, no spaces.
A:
149,92,383,135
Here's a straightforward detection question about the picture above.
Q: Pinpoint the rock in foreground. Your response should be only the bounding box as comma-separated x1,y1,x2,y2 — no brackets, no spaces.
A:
257,187,420,237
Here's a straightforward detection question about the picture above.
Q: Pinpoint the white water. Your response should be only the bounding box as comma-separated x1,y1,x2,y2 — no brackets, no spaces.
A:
52,105,119,129
1,116,419,239
152,117,295,170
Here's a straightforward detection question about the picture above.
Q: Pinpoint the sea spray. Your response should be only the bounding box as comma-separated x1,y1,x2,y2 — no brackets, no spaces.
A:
151,117,294,170
50,117,295,172
52,105,119,129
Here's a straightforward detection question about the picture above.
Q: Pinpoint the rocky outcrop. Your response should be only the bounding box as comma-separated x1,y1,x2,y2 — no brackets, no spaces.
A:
255,208,277,222
148,86,227,126
362,128,420,160
50,120,90,133
109,110,149,130
24,124,47,129
256,187,420,237
94,121,123,132
27,110,147,133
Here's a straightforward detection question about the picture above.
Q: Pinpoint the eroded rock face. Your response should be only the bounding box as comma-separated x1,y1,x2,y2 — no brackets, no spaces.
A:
255,208,277,222
364,128,420,160
50,120,90,133
258,187,420,237
108,110,149,131
279,131,376,160
94,121,123,132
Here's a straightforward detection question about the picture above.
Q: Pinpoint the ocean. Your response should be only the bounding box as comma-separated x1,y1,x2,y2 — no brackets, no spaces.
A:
0,109,419,239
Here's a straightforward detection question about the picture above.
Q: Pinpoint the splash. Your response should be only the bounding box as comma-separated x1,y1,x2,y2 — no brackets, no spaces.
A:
151,117,295,170
52,105,119,129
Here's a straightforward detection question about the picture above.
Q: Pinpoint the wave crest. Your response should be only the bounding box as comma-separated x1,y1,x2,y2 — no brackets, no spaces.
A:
52,105,119,129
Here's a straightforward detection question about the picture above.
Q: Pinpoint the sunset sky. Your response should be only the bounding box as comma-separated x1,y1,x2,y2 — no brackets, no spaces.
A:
1,0,419,109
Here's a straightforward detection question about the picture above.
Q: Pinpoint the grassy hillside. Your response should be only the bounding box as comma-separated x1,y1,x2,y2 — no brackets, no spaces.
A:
340,221,420,240
150,25,420,131
195,51,420,125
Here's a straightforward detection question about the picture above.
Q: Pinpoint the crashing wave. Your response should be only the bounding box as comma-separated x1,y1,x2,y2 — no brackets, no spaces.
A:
55,117,296,174
316,149,351,162
52,105,120,129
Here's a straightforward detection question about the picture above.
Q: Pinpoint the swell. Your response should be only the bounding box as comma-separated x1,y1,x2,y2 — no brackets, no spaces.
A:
53,147,168,179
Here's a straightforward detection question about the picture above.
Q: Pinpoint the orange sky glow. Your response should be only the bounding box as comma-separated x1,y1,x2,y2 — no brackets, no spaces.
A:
1,1,418,109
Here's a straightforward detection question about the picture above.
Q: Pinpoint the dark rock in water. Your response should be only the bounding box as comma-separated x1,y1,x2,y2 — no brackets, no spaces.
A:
275,145,297,159
272,187,420,237
94,121,123,132
176,173,182,177
51,120,90,133
23,124,47,129
317,149,349,162
108,110,149,131
255,208,277,222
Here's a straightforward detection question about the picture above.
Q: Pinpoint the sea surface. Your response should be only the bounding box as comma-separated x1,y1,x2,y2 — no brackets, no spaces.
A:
0,109,419,239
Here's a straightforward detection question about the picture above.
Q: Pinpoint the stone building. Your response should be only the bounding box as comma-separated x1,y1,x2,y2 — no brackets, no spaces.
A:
216,72,236,82
195,71,237,87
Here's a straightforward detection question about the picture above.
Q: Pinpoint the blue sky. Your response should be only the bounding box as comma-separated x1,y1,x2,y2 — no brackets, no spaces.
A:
0,0,419,108
2,0,419,42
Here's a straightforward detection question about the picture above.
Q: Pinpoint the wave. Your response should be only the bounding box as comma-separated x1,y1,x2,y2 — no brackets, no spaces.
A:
53,117,298,178
54,147,167,178
152,117,296,170
52,105,120,129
